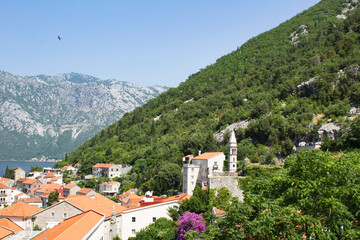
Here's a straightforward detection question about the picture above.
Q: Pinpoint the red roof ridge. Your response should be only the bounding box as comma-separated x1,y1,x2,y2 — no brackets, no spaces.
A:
193,152,223,160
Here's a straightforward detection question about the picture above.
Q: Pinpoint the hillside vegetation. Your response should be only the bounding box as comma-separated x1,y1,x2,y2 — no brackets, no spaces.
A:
58,0,360,194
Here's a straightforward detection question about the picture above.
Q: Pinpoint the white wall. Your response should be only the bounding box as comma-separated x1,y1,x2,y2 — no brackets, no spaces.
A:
83,217,105,240
183,164,199,195
120,201,179,240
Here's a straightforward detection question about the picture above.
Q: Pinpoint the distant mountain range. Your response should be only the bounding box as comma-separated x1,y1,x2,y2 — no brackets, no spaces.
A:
0,71,169,159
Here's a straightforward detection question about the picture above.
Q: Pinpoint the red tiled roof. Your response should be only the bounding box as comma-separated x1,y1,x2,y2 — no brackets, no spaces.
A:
22,179,38,185
16,178,25,183
77,188,93,194
63,183,76,189
0,183,10,189
193,152,223,160
44,172,55,178
124,193,190,210
65,193,125,217
21,197,42,203
93,163,114,168
0,202,42,217
0,228,14,239
0,178,12,184
33,210,104,240
101,181,118,186
0,218,23,233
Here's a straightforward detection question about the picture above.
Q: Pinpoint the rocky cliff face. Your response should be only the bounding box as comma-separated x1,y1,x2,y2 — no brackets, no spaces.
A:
0,71,168,159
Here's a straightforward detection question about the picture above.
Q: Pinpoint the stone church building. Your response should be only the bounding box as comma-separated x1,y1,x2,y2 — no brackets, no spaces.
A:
182,130,243,200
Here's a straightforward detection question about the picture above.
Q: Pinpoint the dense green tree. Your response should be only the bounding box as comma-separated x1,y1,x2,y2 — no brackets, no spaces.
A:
30,165,43,172
152,163,182,195
48,191,59,205
3,166,15,179
205,150,360,239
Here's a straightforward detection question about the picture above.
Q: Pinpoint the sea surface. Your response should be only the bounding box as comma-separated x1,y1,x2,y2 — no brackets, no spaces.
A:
0,160,56,177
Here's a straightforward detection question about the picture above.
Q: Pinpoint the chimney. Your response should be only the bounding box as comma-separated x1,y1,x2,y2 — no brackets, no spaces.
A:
198,150,201,156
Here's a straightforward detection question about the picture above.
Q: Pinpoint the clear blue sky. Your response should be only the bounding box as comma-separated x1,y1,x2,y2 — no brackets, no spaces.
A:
0,0,320,87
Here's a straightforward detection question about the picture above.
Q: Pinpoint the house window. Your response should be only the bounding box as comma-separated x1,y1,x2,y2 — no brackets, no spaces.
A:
64,213,67,218
51,212,54,217
132,217,136,222
132,229,136,234
153,217,156,222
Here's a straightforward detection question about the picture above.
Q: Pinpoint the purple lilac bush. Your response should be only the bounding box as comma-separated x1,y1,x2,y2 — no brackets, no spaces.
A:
176,211,206,240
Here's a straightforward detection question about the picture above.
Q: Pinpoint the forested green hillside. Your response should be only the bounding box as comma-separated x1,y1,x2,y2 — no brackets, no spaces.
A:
57,0,360,194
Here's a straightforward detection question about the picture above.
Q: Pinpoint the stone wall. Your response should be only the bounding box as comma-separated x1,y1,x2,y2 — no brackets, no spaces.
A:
209,176,244,201
33,201,83,229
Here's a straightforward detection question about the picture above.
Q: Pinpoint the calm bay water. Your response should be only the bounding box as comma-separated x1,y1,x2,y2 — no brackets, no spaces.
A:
0,160,56,177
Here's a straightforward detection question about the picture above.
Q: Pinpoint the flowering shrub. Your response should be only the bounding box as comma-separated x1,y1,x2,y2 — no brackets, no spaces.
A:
176,212,206,240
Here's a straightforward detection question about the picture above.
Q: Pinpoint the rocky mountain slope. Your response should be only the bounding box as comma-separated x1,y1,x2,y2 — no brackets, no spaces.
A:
61,0,360,193
0,71,168,159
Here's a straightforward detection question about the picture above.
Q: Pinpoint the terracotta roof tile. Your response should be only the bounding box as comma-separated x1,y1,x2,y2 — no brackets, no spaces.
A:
101,181,118,186
0,227,14,239
66,193,125,217
44,172,55,178
77,188,93,194
16,178,26,183
93,163,114,168
63,183,75,189
0,218,23,233
23,179,38,185
0,202,42,217
20,197,42,203
124,193,190,210
33,210,104,240
0,178,11,184
0,183,10,189
193,152,223,160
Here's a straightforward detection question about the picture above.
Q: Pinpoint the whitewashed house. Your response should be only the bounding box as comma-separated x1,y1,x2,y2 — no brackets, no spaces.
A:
119,193,189,240
99,181,120,197
92,163,132,178
0,183,14,208
0,202,42,230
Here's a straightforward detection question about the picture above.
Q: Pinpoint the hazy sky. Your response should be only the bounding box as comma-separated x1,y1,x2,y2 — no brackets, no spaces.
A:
1,0,320,87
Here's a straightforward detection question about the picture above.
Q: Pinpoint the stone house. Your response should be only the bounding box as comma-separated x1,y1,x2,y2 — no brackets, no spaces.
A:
33,183,62,198
63,183,81,198
183,130,243,199
99,181,120,197
92,163,132,178
32,193,124,240
0,202,42,230
77,188,96,197
14,168,25,182
22,179,43,196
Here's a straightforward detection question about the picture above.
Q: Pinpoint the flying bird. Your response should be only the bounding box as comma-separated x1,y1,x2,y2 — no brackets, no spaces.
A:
58,36,62,41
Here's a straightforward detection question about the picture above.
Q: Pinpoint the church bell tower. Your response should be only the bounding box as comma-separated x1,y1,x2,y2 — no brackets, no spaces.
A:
228,130,237,172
